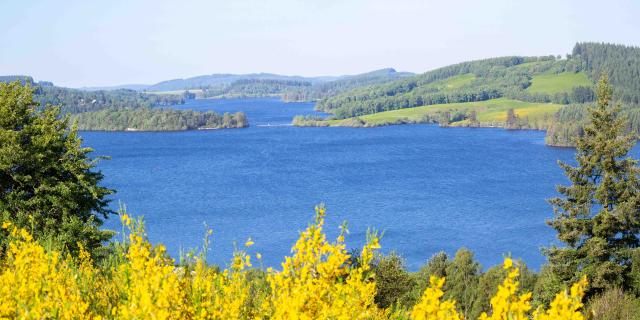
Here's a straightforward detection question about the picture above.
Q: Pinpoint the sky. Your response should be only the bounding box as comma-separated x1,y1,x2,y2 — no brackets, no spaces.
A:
1,0,639,88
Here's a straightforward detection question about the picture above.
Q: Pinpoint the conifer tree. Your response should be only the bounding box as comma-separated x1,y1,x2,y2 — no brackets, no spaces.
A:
546,75,640,294
0,82,114,257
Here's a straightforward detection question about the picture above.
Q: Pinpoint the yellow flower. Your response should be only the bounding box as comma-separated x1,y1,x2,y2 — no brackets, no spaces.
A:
0,210,590,319
479,258,532,320
534,276,588,320
503,257,513,269
411,276,461,320
245,237,254,247
120,213,132,226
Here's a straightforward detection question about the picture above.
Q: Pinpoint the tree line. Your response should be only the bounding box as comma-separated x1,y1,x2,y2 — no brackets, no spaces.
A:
72,107,248,131
201,79,312,98
282,68,413,102
0,77,250,131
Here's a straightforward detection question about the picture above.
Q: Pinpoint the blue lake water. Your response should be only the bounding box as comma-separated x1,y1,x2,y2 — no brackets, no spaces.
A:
82,98,579,271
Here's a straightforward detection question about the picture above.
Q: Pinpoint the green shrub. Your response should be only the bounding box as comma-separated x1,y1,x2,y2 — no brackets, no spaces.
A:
588,287,640,320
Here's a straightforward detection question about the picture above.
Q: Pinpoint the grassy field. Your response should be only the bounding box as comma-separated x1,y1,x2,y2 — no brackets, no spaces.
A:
526,72,592,94
314,98,562,128
424,73,476,90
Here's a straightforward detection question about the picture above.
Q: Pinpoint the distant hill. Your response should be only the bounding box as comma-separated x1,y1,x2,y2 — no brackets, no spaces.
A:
0,75,39,85
79,84,151,91
140,68,414,101
144,73,324,92
201,79,313,99
282,68,415,102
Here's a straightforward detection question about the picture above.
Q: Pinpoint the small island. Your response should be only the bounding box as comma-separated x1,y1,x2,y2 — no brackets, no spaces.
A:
72,108,248,131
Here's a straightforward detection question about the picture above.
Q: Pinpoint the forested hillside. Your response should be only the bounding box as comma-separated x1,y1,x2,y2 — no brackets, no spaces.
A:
300,43,640,146
282,68,414,102
546,42,640,145
145,73,321,91
0,77,246,131
144,69,412,101
313,56,574,117
201,79,313,98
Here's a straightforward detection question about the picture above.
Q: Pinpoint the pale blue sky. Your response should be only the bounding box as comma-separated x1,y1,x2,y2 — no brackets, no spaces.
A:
1,0,638,87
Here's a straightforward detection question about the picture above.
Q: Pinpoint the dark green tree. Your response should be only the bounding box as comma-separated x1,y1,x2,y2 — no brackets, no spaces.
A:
371,252,415,309
401,251,451,307
0,82,115,257
443,248,480,319
546,75,640,295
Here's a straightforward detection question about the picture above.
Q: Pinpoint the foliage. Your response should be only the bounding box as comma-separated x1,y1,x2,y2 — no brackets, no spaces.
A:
533,276,588,320
0,203,594,319
0,81,114,257
542,42,640,145
0,222,91,318
371,252,415,309
33,85,185,114
0,76,250,133
299,43,640,148
282,68,414,102
587,287,640,320
295,98,560,130
402,252,451,307
477,258,532,320
145,73,317,92
265,206,384,319
72,107,248,131
546,75,640,295
410,276,462,320
573,42,640,105
202,79,312,99
313,55,594,119
444,248,480,319
526,72,592,95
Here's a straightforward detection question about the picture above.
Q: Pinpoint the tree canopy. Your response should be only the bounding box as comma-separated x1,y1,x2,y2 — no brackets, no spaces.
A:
0,82,114,257
546,75,640,295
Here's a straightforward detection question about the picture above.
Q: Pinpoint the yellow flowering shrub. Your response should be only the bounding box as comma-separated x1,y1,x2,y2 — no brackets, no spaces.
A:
478,258,532,320
111,215,190,319
0,222,90,319
0,212,591,319
410,276,461,320
533,276,587,320
265,206,384,319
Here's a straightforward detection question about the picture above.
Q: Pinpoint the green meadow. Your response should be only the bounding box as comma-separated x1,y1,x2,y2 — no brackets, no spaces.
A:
424,73,476,91
526,72,592,94
317,98,562,127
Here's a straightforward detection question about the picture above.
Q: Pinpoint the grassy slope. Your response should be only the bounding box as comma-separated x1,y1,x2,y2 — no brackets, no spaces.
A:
308,70,587,128
526,72,591,94
424,73,476,90
319,98,562,127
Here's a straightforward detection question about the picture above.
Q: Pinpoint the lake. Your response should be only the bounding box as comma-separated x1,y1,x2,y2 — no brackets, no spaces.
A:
82,98,578,271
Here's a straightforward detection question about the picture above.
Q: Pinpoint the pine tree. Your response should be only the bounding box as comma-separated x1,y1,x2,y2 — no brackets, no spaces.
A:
546,75,640,294
0,82,114,257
